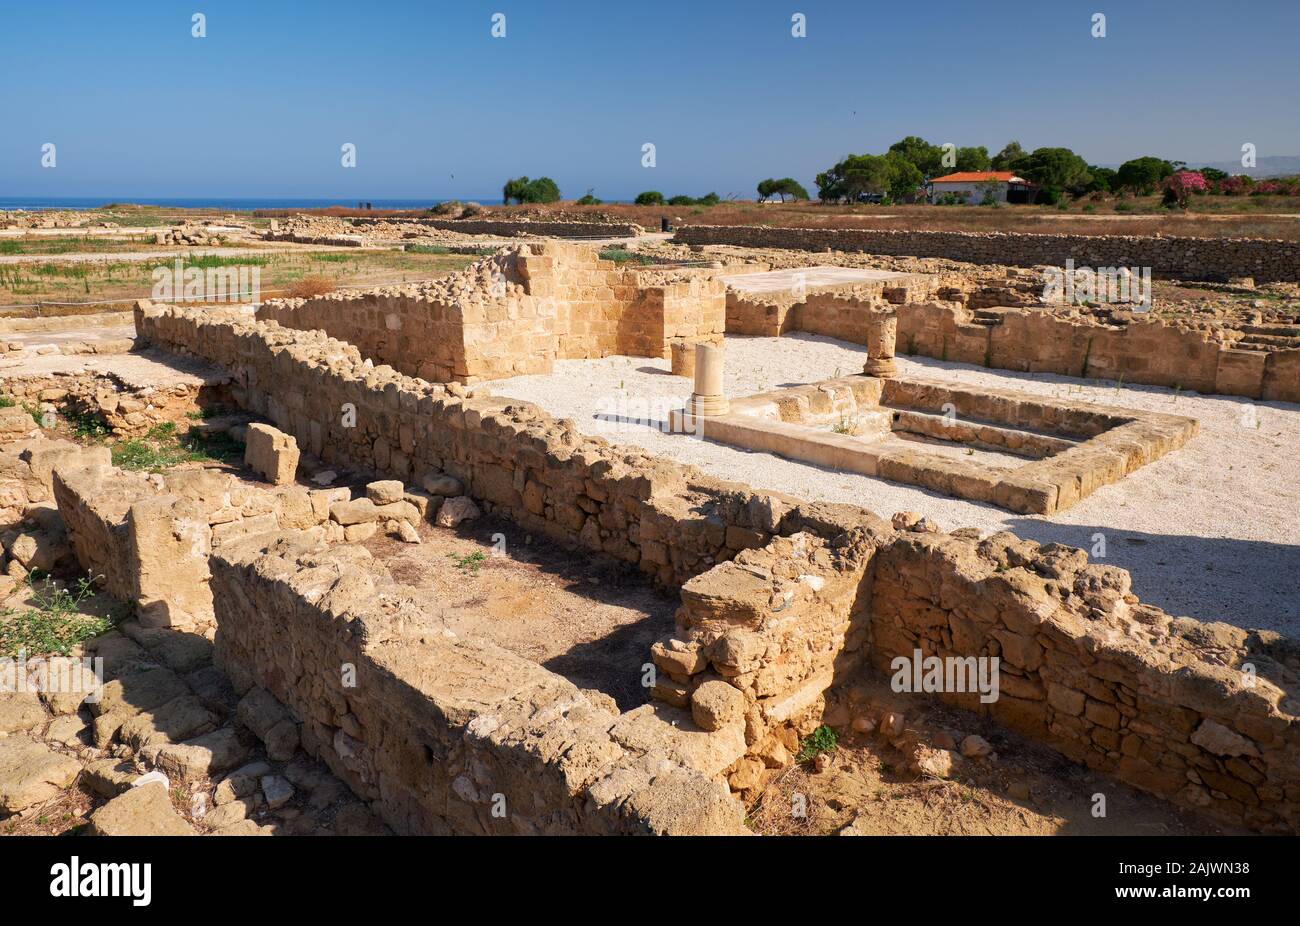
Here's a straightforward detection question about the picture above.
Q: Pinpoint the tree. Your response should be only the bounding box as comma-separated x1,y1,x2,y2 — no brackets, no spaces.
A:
1086,166,1117,193
955,146,991,172
991,140,1027,171
887,136,944,179
757,178,809,202
1014,147,1092,200
634,191,665,205
816,153,920,203
697,191,721,206
502,176,561,204
576,191,602,205
1114,157,1174,194
884,154,923,201
667,195,695,205
502,176,529,205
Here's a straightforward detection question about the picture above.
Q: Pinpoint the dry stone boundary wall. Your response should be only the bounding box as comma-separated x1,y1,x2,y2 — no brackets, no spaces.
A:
678,224,1300,283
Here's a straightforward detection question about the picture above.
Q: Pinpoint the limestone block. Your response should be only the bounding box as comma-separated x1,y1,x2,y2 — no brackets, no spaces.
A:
244,423,299,486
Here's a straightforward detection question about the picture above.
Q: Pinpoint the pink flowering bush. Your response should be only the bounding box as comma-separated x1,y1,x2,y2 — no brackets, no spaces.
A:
1163,170,1209,207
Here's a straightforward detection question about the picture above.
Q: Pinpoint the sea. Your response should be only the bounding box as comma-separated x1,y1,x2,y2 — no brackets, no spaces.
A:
0,197,494,212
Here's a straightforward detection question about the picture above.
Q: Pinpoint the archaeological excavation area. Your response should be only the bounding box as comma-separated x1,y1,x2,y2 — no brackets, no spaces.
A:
1,233,1297,839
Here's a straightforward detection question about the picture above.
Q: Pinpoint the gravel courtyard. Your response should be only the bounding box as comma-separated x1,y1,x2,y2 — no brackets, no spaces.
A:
484,333,1300,636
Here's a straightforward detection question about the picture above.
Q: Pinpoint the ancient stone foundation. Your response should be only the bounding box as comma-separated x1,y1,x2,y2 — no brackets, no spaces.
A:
130,302,1299,834
256,242,725,383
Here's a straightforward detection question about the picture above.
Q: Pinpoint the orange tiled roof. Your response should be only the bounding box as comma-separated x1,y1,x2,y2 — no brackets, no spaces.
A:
930,171,1024,183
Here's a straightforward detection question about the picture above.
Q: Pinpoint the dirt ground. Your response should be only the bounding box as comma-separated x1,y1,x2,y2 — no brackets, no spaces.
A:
363,512,677,711
747,674,1236,837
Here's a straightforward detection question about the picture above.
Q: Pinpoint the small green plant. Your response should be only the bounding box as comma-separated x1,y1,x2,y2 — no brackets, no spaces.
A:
796,724,838,763
0,395,14,408
0,574,117,658
831,414,858,435
59,402,110,442
447,550,487,573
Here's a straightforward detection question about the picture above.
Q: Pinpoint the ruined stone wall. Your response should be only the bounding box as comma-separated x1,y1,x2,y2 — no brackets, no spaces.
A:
136,303,1299,832
678,224,1300,283
53,462,339,632
257,244,724,382
895,302,1300,402
352,217,643,238
208,534,743,835
865,530,1299,834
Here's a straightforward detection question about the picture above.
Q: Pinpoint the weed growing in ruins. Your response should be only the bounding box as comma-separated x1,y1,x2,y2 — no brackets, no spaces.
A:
0,396,14,408
796,725,839,763
831,414,858,435
0,575,116,658
112,421,243,472
59,402,110,442
447,550,487,574
598,247,656,266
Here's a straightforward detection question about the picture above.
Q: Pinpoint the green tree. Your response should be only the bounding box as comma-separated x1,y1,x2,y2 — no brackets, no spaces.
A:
1115,157,1174,194
955,146,991,172
1015,147,1093,200
991,140,1027,170
502,175,561,204
502,176,529,205
887,136,944,179
884,154,923,200
775,178,809,201
634,191,665,205
1085,166,1117,193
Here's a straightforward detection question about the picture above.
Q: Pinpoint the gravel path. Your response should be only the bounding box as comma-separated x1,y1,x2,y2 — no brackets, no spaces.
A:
485,333,1300,636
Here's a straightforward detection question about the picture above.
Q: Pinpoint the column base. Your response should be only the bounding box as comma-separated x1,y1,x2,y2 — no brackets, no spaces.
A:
863,359,897,377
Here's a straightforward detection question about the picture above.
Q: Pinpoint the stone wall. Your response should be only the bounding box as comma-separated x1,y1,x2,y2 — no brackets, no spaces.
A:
896,302,1300,402
724,289,1300,403
352,217,643,238
866,529,1299,834
256,243,725,383
135,302,1299,832
208,533,743,835
678,224,1300,283
53,462,340,631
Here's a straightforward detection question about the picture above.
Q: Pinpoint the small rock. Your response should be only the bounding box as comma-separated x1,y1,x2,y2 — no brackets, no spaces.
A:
89,782,195,835
395,521,421,544
961,734,993,758
434,496,480,528
421,474,464,498
878,711,905,738
365,480,405,505
261,774,294,809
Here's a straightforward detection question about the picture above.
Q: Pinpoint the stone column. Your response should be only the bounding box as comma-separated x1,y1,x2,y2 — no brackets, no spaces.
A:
863,309,898,377
688,343,728,416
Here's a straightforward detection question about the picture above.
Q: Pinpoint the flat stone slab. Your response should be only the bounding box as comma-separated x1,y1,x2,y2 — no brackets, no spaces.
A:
0,735,82,813
720,266,921,295
89,782,195,835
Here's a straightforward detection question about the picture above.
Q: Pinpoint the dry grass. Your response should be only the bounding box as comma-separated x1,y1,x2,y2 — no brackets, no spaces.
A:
284,274,337,298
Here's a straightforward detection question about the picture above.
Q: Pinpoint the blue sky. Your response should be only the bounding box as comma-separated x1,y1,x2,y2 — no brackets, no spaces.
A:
2,0,1297,200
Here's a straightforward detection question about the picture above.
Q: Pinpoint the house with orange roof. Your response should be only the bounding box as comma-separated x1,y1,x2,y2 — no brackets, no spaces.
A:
928,170,1037,204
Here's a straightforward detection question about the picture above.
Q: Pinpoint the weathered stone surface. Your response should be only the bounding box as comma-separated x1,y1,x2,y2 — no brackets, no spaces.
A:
89,782,195,836
0,692,47,734
0,736,81,813
156,727,248,781
690,680,745,732
434,496,480,528
244,423,299,486
365,480,405,505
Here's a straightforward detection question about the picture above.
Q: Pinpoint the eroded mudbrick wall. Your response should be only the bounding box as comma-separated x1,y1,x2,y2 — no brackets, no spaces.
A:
678,224,1300,282
133,302,1299,833
256,243,725,383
